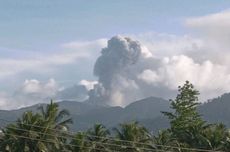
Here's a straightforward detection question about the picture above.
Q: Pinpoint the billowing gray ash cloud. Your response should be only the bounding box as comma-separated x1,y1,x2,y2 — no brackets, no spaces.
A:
87,36,168,106
88,36,141,106
94,36,141,88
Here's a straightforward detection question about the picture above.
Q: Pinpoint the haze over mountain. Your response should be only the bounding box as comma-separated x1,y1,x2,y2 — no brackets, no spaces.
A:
1,93,230,134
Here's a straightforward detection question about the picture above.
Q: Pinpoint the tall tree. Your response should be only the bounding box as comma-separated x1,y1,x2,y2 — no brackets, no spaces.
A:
162,81,212,150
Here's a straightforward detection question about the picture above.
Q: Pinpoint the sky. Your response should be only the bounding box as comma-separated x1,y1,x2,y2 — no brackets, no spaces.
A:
1,0,230,109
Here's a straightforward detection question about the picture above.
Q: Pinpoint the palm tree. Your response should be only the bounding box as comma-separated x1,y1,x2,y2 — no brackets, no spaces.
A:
0,101,73,152
153,129,189,152
202,123,229,151
69,132,90,152
113,121,151,152
86,123,111,152
38,100,73,151
0,111,49,152
153,130,174,151
38,100,73,131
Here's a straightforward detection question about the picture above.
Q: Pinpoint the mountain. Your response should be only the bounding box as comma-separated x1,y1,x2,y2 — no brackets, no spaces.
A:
198,93,230,126
1,94,230,133
124,97,170,120
0,97,170,132
73,97,171,131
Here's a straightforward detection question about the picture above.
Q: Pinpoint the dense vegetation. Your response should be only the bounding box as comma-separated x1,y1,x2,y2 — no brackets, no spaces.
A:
0,81,230,152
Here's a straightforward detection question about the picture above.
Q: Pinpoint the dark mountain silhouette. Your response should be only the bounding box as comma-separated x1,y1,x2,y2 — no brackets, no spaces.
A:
1,94,230,133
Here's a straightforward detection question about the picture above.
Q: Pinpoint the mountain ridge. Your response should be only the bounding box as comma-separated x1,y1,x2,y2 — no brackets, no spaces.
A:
0,93,230,133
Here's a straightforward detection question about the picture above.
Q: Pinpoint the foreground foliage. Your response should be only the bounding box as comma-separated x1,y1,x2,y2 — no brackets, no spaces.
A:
1,81,230,152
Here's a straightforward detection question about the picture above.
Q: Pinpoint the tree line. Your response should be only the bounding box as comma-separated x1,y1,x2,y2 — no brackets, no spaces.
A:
0,81,230,152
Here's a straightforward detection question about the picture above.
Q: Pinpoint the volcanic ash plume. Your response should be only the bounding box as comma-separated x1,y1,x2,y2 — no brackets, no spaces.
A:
88,35,153,106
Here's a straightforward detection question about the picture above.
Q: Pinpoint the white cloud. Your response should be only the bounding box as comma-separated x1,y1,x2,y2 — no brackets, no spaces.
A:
79,80,98,91
0,78,95,109
22,79,43,93
62,39,107,51
0,92,11,108
0,79,61,109
186,10,230,31
0,53,88,80
185,10,230,63
127,32,203,58
11,79,59,108
0,39,107,81
21,79,59,96
138,55,230,99
138,69,160,84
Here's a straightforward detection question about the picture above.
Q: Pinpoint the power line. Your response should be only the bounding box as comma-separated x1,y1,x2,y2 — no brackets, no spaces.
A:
0,118,224,152
5,125,219,152
2,133,114,152
4,125,158,152
3,125,224,152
